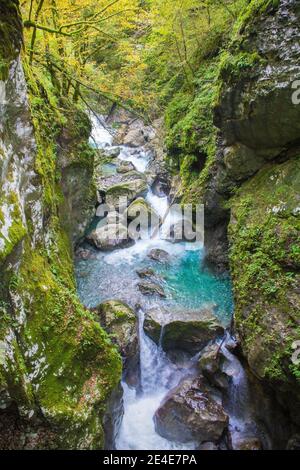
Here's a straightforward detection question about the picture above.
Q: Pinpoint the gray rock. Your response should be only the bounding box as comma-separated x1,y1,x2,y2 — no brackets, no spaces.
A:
117,161,135,174
154,376,229,444
105,179,148,209
136,268,156,279
148,248,170,263
87,223,133,251
198,343,229,391
138,281,166,298
144,307,224,354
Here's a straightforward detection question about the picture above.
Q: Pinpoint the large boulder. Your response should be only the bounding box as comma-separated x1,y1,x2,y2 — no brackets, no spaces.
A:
144,307,224,354
95,301,138,371
87,223,133,251
154,376,229,444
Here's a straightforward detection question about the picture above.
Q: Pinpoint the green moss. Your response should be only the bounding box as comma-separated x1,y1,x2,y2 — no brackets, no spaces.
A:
165,60,219,204
3,237,122,448
229,156,300,385
0,192,27,261
233,0,280,36
0,0,22,80
218,51,263,83
0,44,121,448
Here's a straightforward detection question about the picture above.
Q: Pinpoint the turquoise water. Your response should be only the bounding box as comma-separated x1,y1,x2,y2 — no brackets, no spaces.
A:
156,250,233,325
76,245,233,326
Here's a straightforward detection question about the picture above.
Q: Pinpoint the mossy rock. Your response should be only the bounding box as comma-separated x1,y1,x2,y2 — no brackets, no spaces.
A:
105,179,148,208
95,300,138,367
229,155,300,423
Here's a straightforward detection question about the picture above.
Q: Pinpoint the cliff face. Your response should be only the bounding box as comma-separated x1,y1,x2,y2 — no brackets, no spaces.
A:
0,1,121,449
205,0,300,425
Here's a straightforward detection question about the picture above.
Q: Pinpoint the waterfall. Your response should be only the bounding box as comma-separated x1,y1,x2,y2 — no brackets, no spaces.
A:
76,115,235,450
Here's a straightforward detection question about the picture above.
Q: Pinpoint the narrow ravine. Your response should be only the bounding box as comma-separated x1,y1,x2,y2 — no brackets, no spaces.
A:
75,115,262,451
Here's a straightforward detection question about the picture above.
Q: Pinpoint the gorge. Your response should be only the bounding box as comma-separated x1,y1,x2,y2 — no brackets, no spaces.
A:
0,0,300,451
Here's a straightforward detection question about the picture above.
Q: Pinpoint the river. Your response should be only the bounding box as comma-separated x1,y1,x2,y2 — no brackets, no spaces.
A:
75,114,261,450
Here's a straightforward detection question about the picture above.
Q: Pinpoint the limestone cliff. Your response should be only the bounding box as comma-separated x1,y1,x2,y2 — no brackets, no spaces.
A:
204,0,300,426
0,1,121,449
164,0,300,435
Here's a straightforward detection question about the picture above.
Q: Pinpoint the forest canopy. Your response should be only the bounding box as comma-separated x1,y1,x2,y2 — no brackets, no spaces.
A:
21,0,245,117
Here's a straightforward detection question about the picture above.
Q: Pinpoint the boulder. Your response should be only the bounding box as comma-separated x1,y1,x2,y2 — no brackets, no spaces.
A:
105,179,148,209
123,128,147,147
95,300,138,370
138,281,166,298
154,376,229,444
136,268,156,279
106,147,121,158
148,248,170,264
87,223,133,251
143,307,224,354
198,343,229,391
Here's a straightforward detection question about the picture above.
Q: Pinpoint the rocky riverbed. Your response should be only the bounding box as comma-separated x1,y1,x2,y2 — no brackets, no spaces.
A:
75,113,273,450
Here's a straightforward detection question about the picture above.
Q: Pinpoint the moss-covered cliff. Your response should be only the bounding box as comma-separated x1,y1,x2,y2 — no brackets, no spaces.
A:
0,0,121,449
166,0,300,431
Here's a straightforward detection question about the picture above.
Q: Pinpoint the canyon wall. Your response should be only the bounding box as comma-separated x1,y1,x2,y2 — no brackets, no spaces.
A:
0,0,121,449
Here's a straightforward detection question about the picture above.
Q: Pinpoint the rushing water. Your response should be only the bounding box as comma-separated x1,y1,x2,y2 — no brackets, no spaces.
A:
76,115,236,450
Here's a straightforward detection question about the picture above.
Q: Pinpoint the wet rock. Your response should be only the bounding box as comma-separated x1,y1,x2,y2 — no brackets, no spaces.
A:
198,343,229,391
138,281,166,298
144,307,224,355
225,336,239,353
87,223,133,251
106,147,121,158
95,300,138,370
123,128,147,147
144,306,168,344
154,376,229,444
148,248,170,264
151,177,170,197
136,268,156,279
